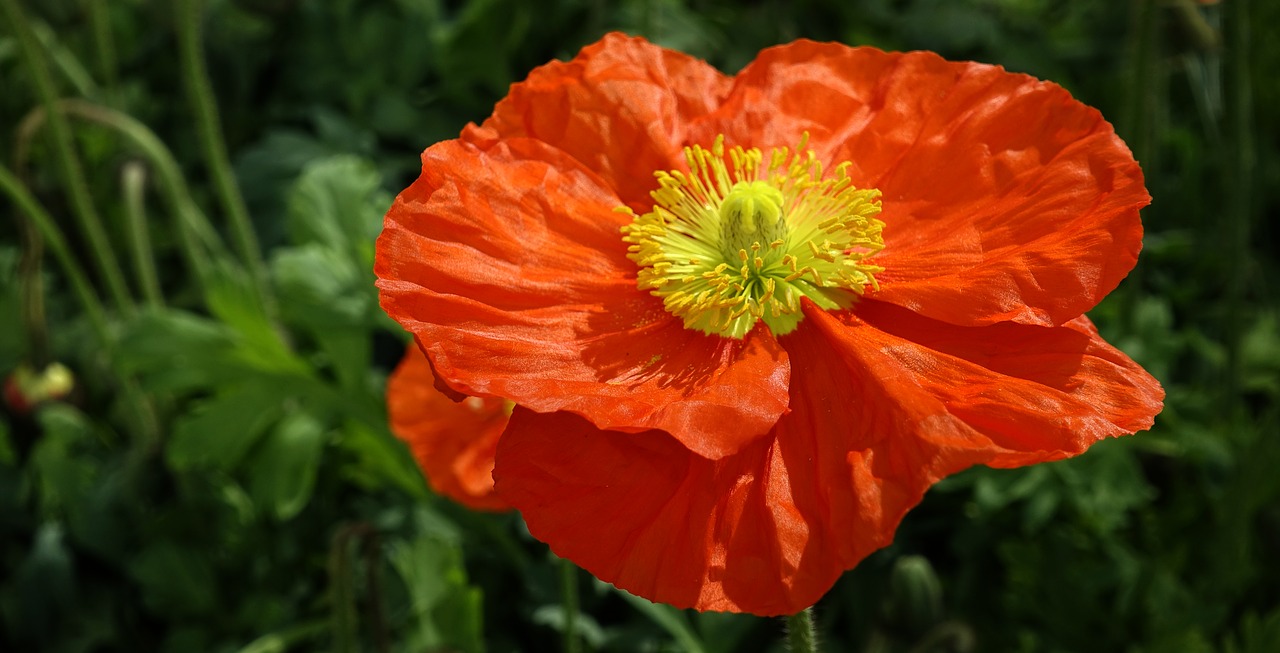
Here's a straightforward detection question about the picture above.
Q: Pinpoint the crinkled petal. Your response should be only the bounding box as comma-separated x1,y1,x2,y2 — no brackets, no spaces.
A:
386,344,509,511
494,408,831,616
820,300,1165,466
475,32,732,209
694,41,1149,326
376,136,790,459
492,299,1162,615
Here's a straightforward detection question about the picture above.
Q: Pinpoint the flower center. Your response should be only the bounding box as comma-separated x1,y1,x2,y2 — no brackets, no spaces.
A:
619,134,885,338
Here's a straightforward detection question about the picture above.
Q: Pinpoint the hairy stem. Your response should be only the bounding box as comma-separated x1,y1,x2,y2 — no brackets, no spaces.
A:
787,607,818,653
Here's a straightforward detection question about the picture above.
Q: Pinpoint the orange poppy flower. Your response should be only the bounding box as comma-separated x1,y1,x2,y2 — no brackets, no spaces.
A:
376,33,1163,615
386,344,510,512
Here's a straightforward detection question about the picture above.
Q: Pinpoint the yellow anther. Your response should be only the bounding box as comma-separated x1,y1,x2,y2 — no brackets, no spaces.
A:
620,133,885,338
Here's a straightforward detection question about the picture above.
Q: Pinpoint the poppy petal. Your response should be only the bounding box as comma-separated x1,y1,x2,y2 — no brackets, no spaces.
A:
492,300,1161,615
476,32,732,209
492,316,952,616
494,408,838,616
697,42,1149,326
810,300,1165,467
376,136,790,459
387,344,509,511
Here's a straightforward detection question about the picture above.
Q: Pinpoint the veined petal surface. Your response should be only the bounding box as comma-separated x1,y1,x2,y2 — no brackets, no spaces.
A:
376,136,790,459
694,41,1150,326
493,299,1162,615
477,33,732,210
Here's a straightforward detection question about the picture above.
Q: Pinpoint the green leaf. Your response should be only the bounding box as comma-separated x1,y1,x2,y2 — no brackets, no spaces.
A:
431,0,531,101
205,261,285,356
1241,311,1280,396
1223,609,1280,653
695,611,757,653
115,309,241,391
314,327,370,392
30,404,99,519
613,588,707,653
246,410,327,520
127,541,217,617
271,245,376,390
232,621,327,653
285,155,389,264
388,535,485,653
168,382,288,472
117,309,310,393
531,604,607,649
336,420,428,499
272,244,366,324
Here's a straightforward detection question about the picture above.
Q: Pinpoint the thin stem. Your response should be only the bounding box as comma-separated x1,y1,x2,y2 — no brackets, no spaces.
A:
561,557,581,653
0,163,110,349
84,0,119,99
329,525,362,653
1223,0,1254,409
4,161,161,453
1,0,134,314
18,99,228,295
32,20,101,98
174,0,272,309
361,530,391,653
786,607,818,653
16,190,50,367
1119,0,1162,316
121,161,164,307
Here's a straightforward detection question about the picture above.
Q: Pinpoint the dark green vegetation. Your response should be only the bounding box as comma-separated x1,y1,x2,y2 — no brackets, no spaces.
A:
1,0,1277,651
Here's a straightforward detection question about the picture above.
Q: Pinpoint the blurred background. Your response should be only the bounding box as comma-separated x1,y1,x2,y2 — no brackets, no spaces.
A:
1,0,1277,651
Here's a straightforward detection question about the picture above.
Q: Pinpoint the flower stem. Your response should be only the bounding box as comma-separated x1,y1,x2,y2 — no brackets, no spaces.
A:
0,0,134,315
15,189,49,368
1223,0,1254,407
0,162,110,347
174,0,272,310
1118,0,1161,317
121,161,164,307
786,607,818,653
19,99,227,297
85,0,119,98
2,167,158,445
561,557,581,653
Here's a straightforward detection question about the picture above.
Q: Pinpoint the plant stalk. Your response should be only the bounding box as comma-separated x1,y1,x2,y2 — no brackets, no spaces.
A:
1223,0,1254,408
1,0,134,314
174,0,272,311
18,99,229,296
561,557,581,653
0,163,110,349
84,0,119,97
787,607,818,653
121,161,164,307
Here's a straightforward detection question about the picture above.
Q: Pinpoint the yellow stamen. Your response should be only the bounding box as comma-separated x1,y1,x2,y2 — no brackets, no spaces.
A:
619,133,885,338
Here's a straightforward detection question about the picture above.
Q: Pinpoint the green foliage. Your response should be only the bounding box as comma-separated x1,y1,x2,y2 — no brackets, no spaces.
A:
1,0,1277,652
